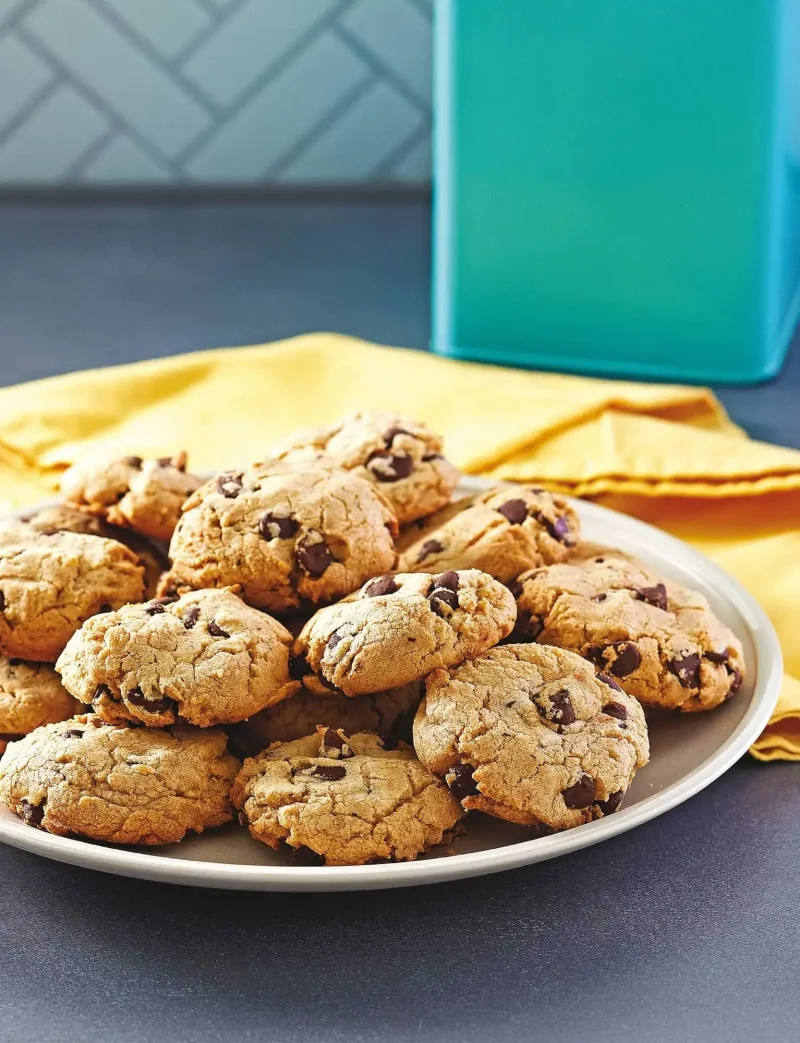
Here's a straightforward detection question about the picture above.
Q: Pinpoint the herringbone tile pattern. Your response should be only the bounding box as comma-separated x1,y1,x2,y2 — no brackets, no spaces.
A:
0,0,432,183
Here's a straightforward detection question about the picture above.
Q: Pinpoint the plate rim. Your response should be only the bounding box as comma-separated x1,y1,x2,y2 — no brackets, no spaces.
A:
0,483,783,891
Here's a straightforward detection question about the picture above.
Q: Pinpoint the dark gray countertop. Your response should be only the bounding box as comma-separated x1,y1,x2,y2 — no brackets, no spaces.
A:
0,202,798,1043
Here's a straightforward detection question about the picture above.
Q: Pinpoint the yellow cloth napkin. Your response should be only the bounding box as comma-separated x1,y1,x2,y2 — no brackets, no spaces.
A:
0,333,797,760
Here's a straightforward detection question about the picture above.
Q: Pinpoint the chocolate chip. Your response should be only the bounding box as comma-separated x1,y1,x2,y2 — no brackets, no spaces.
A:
592,593,607,603
157,456,174,468
429,588,459,616
535,512,574,545
432,570,459,592
602,701,628,722
144,601,167,615
123,456,143,469
296,537,334,577
417,539,444,561
311,764,347,781
497,499,528,525
207,620,230,639
327,632,344,651
61,729,84,739
609,643,641,678
562,773,597,809
365,575,398,597
366,450,414,482
584,645,605,668
259,513,298,540
595,790,624,815
445,763,479,800
595,557,605,563
636,584,668,611
667,652,701,688
289,654,309,680
93,684,113,702
183,606,200,630
384,426,412,445
597,673,623,693
19,799,44,827
541,690,576,726
217,472,243,498
726,667,743,699
127,687,173,713
704,650,729,664
422,452,443,462
322,728,345,751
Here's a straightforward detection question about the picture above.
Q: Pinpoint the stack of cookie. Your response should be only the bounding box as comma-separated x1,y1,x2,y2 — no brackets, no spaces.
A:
0,410,745,866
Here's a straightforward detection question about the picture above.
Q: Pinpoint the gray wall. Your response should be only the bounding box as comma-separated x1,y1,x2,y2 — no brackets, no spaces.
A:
0,0,432,185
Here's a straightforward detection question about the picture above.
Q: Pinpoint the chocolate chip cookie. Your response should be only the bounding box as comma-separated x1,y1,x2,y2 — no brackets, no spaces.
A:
27,504,168,599
0,656,80,756
0,528,145,662
57,589,299,728
232,728,463,865
513,555,745,711
294,569,516,696
61,451,201,541
226,681,422,758
396,486,579,584
164,458,398,613
271,410,460,525
414,643,649,831
0,715,240,845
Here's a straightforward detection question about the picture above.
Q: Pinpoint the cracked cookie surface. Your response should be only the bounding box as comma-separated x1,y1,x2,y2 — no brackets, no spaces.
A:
165,458,398,612
514,555,745,711
0,528,145,662
0,714,240,845
57,588,299,728
226,681,422,757
27,504,168,599
413,643,649,831
61,452,201,541
294,569,516,696
232,728,463,865
0,656,80,756
396,486,579,584
271,410,460,525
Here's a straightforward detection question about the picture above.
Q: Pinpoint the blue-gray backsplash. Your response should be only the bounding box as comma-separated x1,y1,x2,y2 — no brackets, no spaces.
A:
0,0,432,185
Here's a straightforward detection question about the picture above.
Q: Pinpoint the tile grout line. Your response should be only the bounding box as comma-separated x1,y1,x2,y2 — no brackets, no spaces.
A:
332,21,431,114
14,24,183,178
173,0,361,170
60,124,117,181
370,118,431,180
0,76,59,149
169,0,252,67
85,0,222,117
266,73,378,180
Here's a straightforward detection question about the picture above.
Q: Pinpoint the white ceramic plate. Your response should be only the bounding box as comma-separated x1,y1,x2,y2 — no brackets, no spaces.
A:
0,480,782,890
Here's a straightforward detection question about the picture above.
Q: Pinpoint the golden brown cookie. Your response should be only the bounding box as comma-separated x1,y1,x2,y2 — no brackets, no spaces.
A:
0,528,145,662
232,728,463,865
294,568,516,696
56,589,299,728
165,458,398,612
27,504,168,599
396,486,579,584
413,643,649,831
0,715,240,845
271,410,460,524
60,452,201,541
226,681,422,758
0,656,80,756
514,554,745,711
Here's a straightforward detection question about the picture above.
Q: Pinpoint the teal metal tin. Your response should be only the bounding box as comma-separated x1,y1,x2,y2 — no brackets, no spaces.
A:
433,0,800,384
